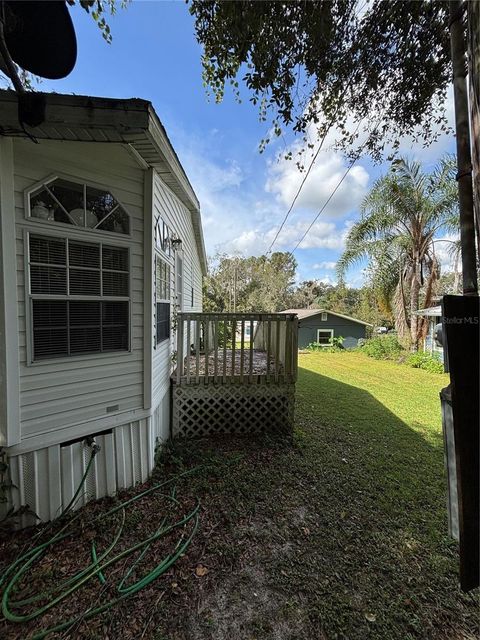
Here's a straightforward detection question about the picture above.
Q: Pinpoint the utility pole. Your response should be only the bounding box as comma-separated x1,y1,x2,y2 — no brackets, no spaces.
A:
449,0,478,295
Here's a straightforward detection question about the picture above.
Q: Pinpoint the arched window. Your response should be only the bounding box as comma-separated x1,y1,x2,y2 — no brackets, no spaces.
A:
28,177,129,235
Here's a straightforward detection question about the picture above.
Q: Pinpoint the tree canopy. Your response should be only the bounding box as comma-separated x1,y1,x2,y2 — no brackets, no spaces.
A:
337,156,459,347
189,0,452,162
203,252,297,313
204,252,390,327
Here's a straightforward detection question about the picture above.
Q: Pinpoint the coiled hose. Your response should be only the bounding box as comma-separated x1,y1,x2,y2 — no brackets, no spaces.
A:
0,446,201,639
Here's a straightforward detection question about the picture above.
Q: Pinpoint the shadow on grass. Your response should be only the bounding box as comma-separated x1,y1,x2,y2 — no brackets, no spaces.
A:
149,365,475,640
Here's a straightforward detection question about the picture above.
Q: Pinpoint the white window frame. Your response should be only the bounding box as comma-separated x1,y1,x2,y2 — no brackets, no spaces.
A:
24,173,131,238
321,312,328,321
175,250,184,312
25,229,132,365
154,251,172,347
316,329,334,346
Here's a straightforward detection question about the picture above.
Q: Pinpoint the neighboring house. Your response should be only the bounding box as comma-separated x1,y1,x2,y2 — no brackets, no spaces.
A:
414,305,444,362
0,90,207,523
280,309,372,349
235,319,256,342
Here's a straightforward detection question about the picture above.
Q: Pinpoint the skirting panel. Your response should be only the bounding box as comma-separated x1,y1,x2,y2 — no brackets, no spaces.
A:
4,395,170,527
172,383,295,438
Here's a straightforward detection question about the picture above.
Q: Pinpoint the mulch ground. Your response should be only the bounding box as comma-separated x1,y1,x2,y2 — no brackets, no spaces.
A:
1,353,478,639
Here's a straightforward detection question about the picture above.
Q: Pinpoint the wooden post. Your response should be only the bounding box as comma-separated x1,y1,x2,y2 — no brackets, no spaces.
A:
232,319,236,379
223,319,227,383
275,318,280,382
285,318,291,380
195,317,200,384
266,318,271,381
449,0,478,295
204,317,209,381
240,319,245,382
292,315,298,381
249,318,254,383
186,315,191,384
176,313,184,384
214,317,218,383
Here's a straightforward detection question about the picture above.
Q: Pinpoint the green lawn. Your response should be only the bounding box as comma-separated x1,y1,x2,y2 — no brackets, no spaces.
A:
2,352,478,640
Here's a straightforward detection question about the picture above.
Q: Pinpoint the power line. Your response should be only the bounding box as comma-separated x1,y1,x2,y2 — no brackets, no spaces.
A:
287,114,384,259
265,134,330,255
265,0,399,257
289,156,360,255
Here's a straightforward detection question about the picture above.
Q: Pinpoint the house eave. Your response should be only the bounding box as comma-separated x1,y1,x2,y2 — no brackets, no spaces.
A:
0,90,208,275
280,308,373,326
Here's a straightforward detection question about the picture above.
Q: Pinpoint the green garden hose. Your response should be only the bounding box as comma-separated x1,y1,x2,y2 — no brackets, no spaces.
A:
0,446,202,639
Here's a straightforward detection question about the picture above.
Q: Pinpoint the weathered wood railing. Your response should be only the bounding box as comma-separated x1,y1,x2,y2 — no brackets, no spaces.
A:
175,313,298,385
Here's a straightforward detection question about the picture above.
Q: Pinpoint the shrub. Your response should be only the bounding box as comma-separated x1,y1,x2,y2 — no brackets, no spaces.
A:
360,335,404,360
307,336,344,352
405,352,444,374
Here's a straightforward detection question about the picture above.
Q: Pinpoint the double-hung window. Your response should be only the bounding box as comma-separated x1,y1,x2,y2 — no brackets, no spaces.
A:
175,253,183,311
155,255,171,344
316,329,334,346
29,234,130,361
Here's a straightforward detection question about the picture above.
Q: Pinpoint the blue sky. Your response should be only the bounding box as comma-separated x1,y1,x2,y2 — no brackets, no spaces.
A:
38,1,456,286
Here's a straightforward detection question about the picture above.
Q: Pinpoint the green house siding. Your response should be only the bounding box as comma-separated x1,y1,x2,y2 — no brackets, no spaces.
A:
298,313,367,349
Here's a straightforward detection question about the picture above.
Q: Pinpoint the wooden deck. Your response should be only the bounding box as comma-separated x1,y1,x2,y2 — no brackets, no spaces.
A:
172,313,298,437
174,312,298,386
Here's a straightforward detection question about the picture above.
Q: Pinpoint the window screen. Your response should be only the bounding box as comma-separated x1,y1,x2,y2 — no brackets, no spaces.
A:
317,330,333,345
155,255,171,345
29,235,129,360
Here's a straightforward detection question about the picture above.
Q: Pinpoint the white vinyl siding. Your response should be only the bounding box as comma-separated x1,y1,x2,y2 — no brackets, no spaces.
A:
151,173,203,404
13,139,145,439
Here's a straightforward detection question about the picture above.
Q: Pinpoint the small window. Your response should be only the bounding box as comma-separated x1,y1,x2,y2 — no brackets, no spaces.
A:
191,286,194,308
317,329,333,346
155,255,171,345
29,235,129,361
321,312,328,321
29,177,129,235
176,254,183,311
156,302,170,344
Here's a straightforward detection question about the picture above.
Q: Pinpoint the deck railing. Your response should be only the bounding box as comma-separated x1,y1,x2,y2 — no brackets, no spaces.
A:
175,312,298,385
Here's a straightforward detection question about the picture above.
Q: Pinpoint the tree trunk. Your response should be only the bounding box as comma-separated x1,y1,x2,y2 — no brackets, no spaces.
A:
467,0,480,247
449,0,478,295
410,264,422,350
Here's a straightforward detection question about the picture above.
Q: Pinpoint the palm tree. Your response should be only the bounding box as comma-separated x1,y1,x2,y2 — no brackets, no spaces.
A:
337,156,458,349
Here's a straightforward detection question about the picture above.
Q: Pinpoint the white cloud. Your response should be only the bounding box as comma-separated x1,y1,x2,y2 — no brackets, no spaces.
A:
225,219,351,256
434,235,460,273
393,88,455,164
266,149,369,219
312,261,337,270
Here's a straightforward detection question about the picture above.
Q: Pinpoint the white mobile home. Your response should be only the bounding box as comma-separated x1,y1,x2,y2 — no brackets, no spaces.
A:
0,91,207,523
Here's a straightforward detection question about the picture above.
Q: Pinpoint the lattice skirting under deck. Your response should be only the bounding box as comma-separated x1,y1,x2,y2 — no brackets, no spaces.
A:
172,383,295,438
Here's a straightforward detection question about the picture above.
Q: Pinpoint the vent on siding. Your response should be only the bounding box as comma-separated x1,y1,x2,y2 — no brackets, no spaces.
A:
83,444,97,501
21,452,36,511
